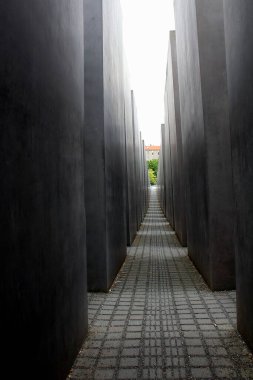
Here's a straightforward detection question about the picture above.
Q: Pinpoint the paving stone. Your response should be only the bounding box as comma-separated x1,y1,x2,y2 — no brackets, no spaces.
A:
187,346,206,356
207,346,227,356
100,349,119,358
94,369,114,379
214,367,237,378
191,367,213,378
185,338,203,347
119,357,139,367
211,357,234,367
117,369,138,379
69,188,253,379
189,356,209,367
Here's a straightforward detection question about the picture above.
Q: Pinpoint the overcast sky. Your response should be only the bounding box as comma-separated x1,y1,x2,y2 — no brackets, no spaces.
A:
121,0,175,146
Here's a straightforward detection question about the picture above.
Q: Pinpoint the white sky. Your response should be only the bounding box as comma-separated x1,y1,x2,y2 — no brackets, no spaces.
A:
121,0,175,146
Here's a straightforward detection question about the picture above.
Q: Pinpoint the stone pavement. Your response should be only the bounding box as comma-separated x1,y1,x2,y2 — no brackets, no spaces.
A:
69,188,253,379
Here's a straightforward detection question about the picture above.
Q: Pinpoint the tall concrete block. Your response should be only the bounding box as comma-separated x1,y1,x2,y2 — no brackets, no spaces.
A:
144,147,150,213
124,72,138,246
84,0,127,291
0,1,87,378
223,0,253,350
175,0,235,290
159,124,166,214
142,139,148,216
140,133,145,221
164,88,175,228
131,91,143,229
165,31,187,246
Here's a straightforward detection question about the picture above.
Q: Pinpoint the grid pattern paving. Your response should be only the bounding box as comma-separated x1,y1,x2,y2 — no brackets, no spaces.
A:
69,188,253,379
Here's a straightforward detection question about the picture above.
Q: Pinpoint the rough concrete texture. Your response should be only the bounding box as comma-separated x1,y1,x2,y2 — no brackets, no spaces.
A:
84,0,127,291
174,0,235,290
70,188,253,380
0,1,87,379
164,31,187,246
223,0,253,351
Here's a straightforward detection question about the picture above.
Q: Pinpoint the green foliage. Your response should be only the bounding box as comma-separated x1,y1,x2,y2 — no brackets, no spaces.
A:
148,159,158,178
148,168,157,186
148,159,158,185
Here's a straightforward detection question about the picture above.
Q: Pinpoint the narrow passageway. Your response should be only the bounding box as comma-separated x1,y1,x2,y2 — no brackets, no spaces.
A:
70,188,253,380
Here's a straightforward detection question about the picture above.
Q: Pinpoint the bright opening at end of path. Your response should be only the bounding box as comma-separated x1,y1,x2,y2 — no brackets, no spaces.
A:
121,0,175,146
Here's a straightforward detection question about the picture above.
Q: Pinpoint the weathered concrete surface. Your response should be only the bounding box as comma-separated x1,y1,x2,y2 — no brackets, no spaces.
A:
84,0,127,291
0,1,87,379
223,0,253,351
164,31,187,246
175,0,235,290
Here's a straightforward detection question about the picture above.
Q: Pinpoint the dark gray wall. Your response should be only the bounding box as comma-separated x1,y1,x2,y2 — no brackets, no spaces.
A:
175,0,235,290
0,1,87,379
83,0,106,290
124,73,138,246
142,140,149,216
132,91,143,230
144,146,150,214
164,78,174,228
124,73,148,245
84,0,127,291
223,0,253,350
130,94,148,226
103,1,127,286
159,124,166,214
139,133,145,221
164,31,187,245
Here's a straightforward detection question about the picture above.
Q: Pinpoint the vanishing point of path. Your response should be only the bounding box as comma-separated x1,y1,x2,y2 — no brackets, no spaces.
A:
70,188,253,380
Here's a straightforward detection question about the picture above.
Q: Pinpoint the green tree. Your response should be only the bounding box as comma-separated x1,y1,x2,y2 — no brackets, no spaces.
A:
148,168,157,186
148,159,158,178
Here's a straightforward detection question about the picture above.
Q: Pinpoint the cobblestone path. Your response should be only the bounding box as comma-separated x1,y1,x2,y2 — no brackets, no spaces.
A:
69,188,253,379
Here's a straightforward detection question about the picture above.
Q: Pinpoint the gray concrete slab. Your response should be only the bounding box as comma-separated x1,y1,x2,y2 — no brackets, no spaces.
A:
175,0,235,290
0,1,87,378
124,88,147,247
70,188,253,379
84,0,127,291
131,91,144,230
124,68,138,246
159,125,166,215
141,139,149,217
223,0,253,352
164,31,187,246
164,80,175,229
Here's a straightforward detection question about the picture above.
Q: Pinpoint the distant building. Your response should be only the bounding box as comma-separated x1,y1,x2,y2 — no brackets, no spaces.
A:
145,145,160,161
